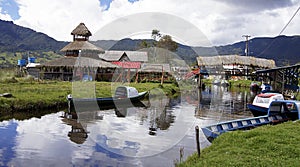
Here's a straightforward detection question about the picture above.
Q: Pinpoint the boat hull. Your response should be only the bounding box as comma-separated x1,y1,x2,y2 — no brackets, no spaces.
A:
247,103,268,116
68,91,148,112
201,114,288,142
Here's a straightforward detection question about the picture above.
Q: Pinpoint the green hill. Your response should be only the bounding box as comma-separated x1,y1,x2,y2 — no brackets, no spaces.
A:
0,19,299,67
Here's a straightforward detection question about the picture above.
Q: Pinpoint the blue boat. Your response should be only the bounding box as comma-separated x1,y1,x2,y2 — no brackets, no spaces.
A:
202,100,300,142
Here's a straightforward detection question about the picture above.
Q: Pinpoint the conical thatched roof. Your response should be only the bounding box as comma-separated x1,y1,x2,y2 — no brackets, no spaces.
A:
60,41,104,53
71,23,92,37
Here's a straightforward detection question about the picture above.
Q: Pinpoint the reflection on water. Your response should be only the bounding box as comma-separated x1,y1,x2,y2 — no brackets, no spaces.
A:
0,85,255,166
196,85,254,121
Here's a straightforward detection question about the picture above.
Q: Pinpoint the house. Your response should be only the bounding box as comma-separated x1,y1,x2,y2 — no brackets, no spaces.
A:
197,55,276,79
39,23,118,81
99,50,148,82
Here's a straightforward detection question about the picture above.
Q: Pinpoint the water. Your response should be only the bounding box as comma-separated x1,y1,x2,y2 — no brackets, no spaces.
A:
0,85,255,166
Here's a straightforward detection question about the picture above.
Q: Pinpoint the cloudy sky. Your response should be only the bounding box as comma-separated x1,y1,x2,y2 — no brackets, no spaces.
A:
0,0,299,46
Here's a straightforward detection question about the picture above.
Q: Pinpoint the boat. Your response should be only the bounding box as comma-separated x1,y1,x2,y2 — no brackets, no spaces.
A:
67,86,148,111
202,100,300,142
247,92,284,116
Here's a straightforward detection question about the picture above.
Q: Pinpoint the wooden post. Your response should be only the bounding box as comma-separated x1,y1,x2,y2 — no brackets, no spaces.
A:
282,71,285,94
160,65,164,85
127,68,131,83
195,125,201,157
135,69,139,83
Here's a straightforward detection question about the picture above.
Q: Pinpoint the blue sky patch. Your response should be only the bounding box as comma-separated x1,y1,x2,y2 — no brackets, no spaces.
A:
99,0,139,10
99,0,113,10
0,0,20,20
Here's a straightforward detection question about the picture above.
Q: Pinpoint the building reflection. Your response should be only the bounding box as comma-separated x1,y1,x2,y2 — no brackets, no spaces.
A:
195,84,254,119
64,91,179,143
61,112,89,144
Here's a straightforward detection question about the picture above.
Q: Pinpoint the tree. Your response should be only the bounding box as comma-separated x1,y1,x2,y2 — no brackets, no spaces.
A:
157,35,178,52
151,29,161,43
138,40,150,49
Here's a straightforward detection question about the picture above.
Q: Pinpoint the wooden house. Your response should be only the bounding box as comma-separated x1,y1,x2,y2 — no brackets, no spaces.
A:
39,23,117,81
99,51,148,82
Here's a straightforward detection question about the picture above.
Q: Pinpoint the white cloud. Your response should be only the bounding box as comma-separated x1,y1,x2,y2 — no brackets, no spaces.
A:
11,0,300,45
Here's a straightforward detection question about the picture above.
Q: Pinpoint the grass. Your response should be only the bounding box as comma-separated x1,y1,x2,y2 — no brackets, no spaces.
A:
0,79,180,120
177,121,300,167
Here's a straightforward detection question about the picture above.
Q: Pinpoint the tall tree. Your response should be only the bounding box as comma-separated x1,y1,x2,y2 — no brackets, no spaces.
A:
157,35,178,52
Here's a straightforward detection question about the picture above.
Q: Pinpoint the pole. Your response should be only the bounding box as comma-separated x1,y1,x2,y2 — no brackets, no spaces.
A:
242,35,251,78
195,126,201,157
242,35,251,56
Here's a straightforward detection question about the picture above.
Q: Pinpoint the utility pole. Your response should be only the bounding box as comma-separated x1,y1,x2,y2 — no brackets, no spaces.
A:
242,35,251,56
242,35,251,79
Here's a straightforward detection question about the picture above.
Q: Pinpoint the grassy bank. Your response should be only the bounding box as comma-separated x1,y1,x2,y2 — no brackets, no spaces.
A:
0,80,179,120
177,121,300,167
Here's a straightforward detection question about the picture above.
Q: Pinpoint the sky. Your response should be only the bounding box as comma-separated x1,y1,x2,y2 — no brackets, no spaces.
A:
0,0,300,46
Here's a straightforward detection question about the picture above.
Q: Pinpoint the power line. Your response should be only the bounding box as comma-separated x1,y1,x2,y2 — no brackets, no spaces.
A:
258,5,300,57
278,6,300,36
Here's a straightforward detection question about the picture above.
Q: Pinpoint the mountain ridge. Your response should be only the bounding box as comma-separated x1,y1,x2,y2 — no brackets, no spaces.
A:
0,19,299,67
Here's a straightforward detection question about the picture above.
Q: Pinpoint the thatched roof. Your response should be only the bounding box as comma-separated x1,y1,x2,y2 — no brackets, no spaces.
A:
140,63,171,73
40,57,118,68
60,41,104,53
71,23,92,37
197,55,275,68
99,51,148,62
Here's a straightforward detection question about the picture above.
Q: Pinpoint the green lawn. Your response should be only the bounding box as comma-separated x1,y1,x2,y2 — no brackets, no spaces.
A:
178,121,300,167
0,80,179,118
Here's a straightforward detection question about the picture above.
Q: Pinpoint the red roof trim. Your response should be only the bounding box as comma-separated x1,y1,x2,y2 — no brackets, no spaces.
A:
112,61,141,69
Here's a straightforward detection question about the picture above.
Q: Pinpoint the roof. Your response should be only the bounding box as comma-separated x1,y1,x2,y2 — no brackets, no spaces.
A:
112,61,141,69
139,63,171,73
60,41,104,53
99,51,148,62
255,64,300,74
40,57,118,68
26,63,40,68
71,23,92,37
197,55,276,68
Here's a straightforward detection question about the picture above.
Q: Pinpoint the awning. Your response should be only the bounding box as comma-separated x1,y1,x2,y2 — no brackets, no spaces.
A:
112,61,141,69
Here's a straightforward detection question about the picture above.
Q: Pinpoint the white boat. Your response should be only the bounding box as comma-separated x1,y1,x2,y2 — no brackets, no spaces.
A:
247,92,284,116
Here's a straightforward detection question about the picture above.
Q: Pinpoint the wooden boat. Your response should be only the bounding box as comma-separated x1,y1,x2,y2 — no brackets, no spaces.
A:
247,92,284,116
202,100,300,142
67,86,148,111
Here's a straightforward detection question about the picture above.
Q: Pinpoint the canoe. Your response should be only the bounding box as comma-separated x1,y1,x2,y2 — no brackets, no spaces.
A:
202,100,300,142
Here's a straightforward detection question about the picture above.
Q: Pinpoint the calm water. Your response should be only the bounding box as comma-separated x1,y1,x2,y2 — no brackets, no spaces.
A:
0,85,255,167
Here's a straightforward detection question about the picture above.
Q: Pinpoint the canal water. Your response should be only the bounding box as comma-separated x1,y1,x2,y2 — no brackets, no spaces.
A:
0,85,255,167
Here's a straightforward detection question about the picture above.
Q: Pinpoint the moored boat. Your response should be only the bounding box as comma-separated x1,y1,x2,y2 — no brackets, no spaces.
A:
202,100,300,142
67,86,148,111
247,92,284,116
